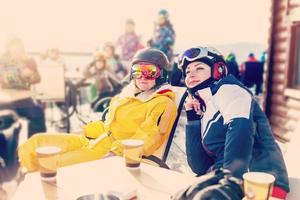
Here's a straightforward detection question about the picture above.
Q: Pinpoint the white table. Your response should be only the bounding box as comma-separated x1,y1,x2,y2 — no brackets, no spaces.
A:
12,156,198,200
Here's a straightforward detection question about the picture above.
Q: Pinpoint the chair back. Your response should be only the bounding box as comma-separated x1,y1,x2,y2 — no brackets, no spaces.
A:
99,85,188,168
144,86,187,168
33,62,65,102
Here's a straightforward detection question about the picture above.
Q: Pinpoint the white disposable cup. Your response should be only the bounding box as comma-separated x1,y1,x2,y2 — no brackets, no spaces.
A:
121,139,144,169
35,146,61,182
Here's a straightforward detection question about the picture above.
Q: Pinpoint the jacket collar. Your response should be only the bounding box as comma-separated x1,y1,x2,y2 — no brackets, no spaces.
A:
118,82,175,102
195,87,213,104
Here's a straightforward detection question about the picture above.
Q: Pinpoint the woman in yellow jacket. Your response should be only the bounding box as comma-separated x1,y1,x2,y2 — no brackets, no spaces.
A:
18,48,178,172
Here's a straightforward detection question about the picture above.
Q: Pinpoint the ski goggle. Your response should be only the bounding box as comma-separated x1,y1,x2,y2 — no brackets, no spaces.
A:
177,47,208,69
131,64,161,80
178,47,223,70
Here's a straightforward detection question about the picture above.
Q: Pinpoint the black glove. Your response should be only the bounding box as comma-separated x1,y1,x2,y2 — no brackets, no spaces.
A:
172,168,231,200
192,177,243,200
186,110,200,121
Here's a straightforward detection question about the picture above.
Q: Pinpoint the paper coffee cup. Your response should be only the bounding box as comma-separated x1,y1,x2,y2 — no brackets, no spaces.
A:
243,172,275,200
35,146,61,181
122,139,144,169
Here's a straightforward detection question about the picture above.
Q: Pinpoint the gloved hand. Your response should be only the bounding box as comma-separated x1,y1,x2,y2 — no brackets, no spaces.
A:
192,177,243,200
83,121,105,139
172,168,243,200
184,93,202,121
172,168,230,199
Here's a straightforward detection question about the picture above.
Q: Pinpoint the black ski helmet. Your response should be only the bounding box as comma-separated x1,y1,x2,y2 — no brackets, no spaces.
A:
131,48,169,86
178,46,228,80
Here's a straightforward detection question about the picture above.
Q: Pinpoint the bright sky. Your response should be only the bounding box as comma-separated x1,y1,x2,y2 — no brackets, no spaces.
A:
0,0,271,53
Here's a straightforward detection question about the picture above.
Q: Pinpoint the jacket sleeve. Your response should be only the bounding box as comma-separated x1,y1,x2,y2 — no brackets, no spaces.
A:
214,84,254,178
186,120,214,175
111,97,177,156
160,28,175,48
107,70,122,89
82,64,95,79
83,121,105,139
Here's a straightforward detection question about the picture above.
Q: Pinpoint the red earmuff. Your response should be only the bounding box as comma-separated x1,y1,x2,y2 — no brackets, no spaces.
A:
213,62,228,80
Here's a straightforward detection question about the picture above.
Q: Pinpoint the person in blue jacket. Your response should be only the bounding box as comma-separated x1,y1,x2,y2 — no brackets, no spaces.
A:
148,9,175,62
178,46,289,199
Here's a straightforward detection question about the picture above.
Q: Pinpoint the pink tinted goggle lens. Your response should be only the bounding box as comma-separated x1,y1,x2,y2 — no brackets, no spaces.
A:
131,64,161,80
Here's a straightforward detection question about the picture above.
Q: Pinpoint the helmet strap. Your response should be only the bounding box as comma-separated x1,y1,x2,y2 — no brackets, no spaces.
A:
187,78,214,97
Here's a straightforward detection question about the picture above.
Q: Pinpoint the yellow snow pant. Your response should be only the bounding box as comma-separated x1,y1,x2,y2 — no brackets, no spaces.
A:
18,132,112,172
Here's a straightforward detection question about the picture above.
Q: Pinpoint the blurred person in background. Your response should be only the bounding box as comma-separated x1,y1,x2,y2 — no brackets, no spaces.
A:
116,19,143,67
0,37,46,138
103,42,127,79
148,9,175,63
260,50,267,65
83,52,121,111
240,53,264,95
225,52,240,80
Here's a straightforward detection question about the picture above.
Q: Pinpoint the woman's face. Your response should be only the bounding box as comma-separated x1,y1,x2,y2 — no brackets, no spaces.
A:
185,61,211,88
125,23,134,33
104,46,114,58
135,77,156,91
157,15,166,25
95,60,105,69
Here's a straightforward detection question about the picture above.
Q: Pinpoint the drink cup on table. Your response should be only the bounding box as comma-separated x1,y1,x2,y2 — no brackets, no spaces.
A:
35,146,61,182
243,172,275,200
121,139,144,169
